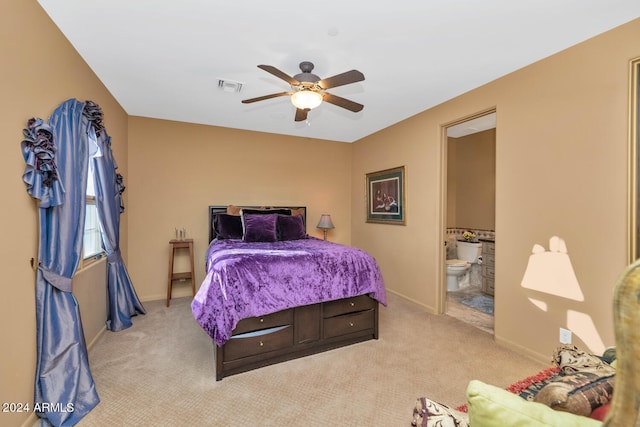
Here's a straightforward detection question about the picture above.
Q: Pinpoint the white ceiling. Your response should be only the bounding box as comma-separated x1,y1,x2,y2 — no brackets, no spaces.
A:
37,1,640,143
447,112,496,138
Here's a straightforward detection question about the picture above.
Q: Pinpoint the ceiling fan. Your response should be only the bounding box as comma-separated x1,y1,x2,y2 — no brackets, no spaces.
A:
241,61,365,122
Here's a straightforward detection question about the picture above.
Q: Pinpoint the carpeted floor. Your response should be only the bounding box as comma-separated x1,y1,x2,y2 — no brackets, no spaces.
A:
76,292,544,426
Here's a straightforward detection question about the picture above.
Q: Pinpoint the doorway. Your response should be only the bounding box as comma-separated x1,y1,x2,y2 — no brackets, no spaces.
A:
442,110,496,334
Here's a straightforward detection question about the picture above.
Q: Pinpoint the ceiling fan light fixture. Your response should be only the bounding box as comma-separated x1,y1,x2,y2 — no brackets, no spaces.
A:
291,90,323,110
242,62,364,121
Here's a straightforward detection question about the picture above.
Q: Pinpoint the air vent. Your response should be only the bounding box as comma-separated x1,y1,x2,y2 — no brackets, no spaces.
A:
217,79,243,93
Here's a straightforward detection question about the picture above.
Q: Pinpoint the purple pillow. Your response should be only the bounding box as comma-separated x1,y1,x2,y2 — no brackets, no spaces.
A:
242,214,278,242
214,213,243,239
277,214,307,241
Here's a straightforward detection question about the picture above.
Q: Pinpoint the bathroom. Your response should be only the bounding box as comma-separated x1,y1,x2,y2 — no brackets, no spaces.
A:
445,113,496,333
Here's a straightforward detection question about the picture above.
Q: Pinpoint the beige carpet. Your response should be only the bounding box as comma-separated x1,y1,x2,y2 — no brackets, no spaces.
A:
77,293,546,426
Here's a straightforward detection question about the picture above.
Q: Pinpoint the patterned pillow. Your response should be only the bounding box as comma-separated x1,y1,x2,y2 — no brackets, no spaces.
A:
533,372,615,417
552,345,616,375
411,397,469,427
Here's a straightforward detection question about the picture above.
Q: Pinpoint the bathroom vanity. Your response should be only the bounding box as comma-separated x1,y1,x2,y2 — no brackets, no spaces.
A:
481,239,495,296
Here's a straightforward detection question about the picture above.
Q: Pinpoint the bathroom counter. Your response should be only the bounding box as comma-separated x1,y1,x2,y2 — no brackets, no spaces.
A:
481,240,495,295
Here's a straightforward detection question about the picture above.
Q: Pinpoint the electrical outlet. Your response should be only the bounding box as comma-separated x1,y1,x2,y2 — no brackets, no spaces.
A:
559,328,572,344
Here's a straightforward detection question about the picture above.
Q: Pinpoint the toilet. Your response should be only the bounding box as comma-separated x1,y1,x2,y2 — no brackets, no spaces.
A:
446,241,482,291
446,259,470,291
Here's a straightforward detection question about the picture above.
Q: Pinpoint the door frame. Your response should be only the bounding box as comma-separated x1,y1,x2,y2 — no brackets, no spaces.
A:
437,108,497,314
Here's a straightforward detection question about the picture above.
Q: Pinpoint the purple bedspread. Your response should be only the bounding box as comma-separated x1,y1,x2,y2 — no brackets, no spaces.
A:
191,237,386,346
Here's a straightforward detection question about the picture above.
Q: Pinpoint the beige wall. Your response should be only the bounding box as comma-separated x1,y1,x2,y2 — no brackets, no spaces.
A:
126,118,353,301
353,18,640,362
1,1,128,426
447,129,496,230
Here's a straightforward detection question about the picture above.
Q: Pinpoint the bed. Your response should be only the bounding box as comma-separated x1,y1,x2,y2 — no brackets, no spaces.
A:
192,205,387,380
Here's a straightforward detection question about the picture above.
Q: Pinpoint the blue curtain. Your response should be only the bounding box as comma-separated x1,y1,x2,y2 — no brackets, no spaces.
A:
89,102,145,331
22,99,100,426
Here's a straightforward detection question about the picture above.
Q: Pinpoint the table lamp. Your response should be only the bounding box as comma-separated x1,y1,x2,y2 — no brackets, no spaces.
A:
316,214,335,240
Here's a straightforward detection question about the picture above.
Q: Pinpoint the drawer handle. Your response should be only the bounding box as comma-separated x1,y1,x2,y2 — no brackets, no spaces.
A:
349,322,354,327
259,318,264,323
259,341,264,347
350,302,355,307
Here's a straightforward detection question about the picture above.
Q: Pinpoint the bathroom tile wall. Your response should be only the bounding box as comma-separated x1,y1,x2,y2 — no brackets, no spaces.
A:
446,227,495,243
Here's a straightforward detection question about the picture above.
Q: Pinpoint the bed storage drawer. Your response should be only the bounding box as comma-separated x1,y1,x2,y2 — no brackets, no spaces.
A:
323,309,375,339
232,309,294,335
323,295,376,318
216,299,379,380
223,325,293,360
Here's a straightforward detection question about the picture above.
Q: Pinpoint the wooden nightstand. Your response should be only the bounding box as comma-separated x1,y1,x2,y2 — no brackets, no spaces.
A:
167,239,195,307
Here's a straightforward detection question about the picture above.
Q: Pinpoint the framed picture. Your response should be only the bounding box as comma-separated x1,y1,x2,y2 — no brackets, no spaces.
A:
366,166,406,224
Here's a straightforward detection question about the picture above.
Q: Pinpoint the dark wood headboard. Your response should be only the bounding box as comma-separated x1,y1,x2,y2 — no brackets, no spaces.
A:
208,205,307,242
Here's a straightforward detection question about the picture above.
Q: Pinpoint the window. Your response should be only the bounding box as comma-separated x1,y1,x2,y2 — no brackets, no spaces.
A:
82,160,104,264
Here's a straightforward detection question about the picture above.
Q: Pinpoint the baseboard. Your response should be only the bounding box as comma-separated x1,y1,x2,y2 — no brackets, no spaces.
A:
494,334,550,366
87,324,107,350
385,288,437,314
20,412,38,427
141,289,194,303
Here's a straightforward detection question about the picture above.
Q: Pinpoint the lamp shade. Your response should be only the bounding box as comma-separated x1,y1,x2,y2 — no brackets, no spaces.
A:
291,90,323,110
316,214,335,230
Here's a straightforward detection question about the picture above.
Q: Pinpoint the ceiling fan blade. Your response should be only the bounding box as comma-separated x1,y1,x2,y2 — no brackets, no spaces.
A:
294,108,308,122
322,93,364,112
242,92,291,104
258,65,300,86
317,70,365,89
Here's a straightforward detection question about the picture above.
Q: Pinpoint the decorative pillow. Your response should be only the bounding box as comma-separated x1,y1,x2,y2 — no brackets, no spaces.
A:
226,205,242,215
277,214,307,241
467,380,601,427
214,213,243,239
512,367,562,402
589,403,610,421
533,372,615,417
242,214,278,243
601,347,616,364
411,397,469,427
553,344,616,375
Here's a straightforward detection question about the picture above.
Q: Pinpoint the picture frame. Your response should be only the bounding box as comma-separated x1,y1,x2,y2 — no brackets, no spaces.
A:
366,166,406,225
